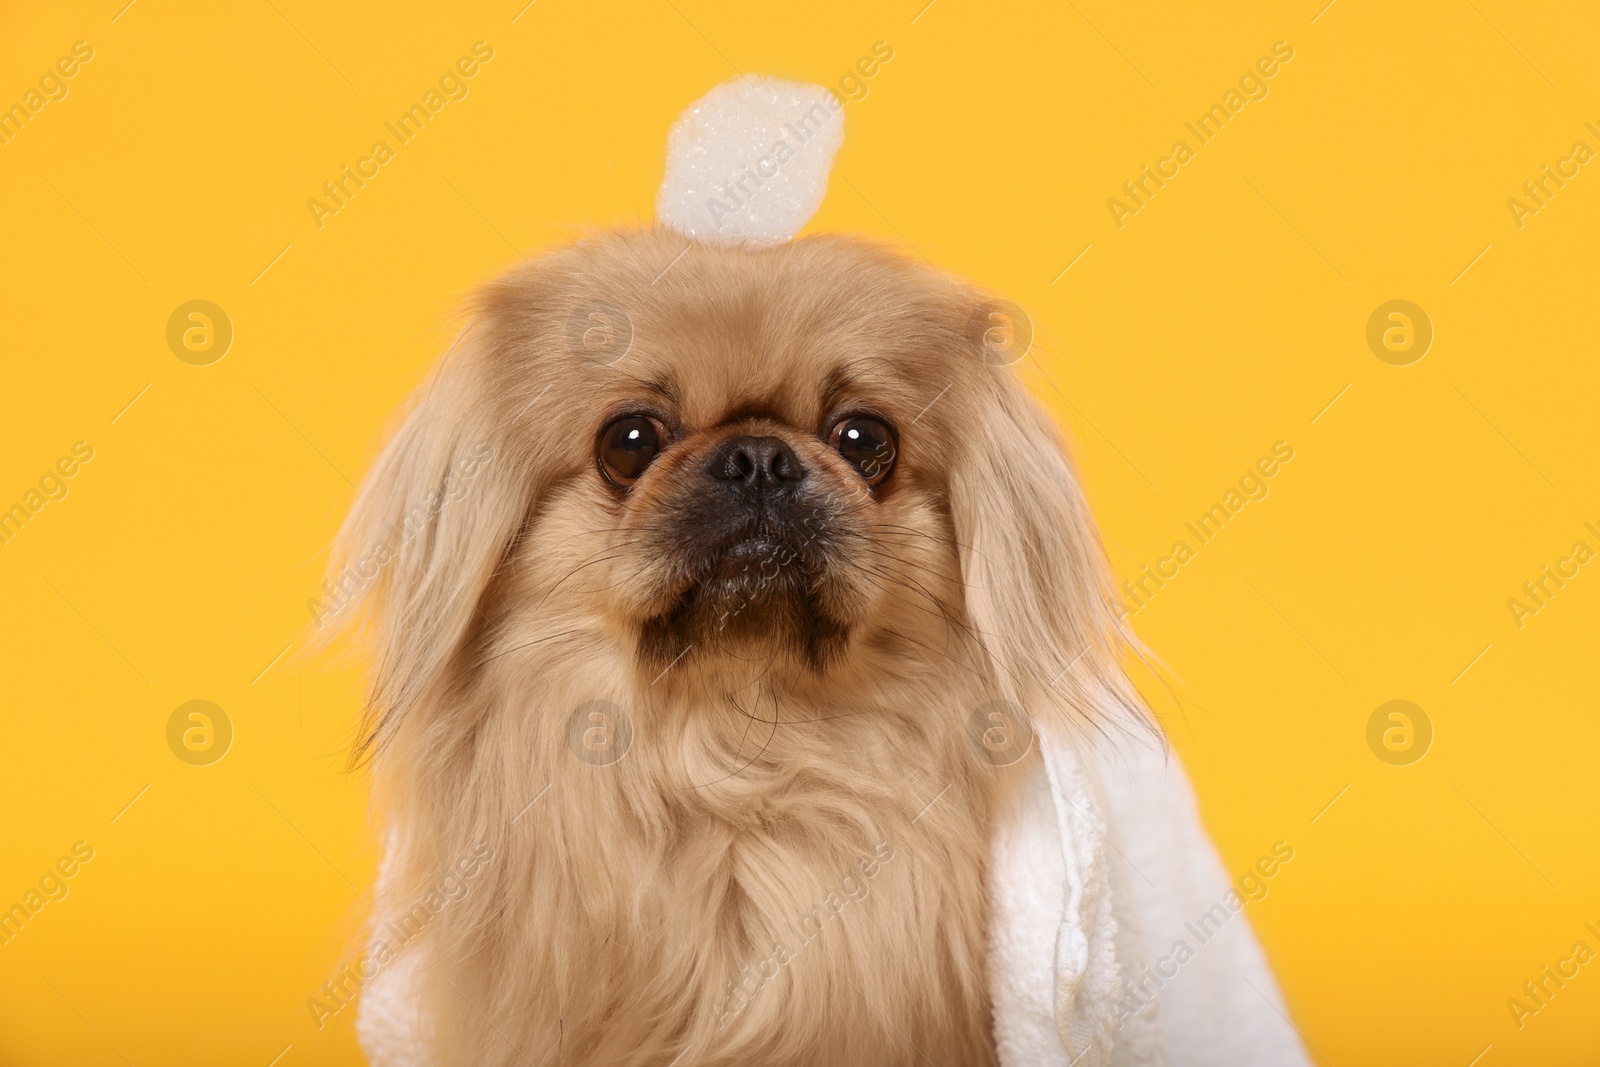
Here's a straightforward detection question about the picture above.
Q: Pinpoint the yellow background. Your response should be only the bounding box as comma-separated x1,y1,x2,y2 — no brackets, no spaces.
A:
2,0,1596,1063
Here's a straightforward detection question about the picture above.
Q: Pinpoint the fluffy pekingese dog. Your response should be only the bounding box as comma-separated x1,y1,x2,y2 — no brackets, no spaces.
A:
329,228,1145,1066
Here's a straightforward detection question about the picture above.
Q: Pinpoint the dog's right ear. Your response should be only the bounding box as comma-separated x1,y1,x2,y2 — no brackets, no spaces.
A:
943,297,1151,743
316,324,539,762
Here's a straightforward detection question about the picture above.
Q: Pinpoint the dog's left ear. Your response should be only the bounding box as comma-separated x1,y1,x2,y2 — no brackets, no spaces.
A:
315,322,543,761
945,355,1146,731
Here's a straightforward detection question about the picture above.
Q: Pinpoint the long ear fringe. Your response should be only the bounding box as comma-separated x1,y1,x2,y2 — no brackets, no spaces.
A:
948,363,1161,756
310,318,537,767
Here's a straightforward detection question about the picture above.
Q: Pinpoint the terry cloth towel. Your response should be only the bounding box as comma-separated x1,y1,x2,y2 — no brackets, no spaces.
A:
987,718,1312,1067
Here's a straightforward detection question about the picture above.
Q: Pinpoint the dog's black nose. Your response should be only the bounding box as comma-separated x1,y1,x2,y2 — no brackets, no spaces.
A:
706,435,806,490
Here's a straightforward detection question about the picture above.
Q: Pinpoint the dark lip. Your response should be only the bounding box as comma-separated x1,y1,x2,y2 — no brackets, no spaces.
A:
717,531,788,553
638,508,846,671
701,531,804,581
697,513,806,561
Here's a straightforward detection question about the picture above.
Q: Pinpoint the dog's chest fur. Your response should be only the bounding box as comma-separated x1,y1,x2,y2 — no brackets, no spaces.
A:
414,687,1005,1067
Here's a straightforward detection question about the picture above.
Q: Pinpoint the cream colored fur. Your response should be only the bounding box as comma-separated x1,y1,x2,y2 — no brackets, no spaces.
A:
325,229,1146,1066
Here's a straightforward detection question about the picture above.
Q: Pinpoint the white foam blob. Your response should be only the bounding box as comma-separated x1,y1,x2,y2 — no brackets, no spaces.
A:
657,76,845,247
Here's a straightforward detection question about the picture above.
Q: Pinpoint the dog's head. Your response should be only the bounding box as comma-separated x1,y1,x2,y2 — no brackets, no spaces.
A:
325,229,1140,757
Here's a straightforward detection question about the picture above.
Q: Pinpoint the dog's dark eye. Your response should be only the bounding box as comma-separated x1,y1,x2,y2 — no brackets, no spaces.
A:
598,416,662,487
831,416,896,485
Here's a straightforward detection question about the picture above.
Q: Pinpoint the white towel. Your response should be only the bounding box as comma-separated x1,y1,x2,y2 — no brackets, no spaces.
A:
986,720,1312,1067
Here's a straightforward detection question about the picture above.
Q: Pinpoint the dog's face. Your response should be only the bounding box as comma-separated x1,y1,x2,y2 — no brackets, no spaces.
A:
604,374,909,668
559,260,973,675
330,229,1136,753
494,231,999,692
